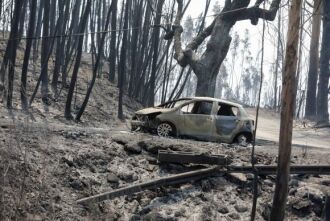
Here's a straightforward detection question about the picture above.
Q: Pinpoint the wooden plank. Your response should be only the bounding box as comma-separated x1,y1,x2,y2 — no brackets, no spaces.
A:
77,166,222,205
229,165,330,175
77,164,330,205
158,150,231,165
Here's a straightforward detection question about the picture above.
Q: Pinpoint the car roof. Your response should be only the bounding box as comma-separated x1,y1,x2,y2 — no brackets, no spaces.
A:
185,97,243,108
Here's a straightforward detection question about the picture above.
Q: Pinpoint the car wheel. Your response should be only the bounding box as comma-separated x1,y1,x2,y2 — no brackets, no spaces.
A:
237,134,249,146
157,122,174,137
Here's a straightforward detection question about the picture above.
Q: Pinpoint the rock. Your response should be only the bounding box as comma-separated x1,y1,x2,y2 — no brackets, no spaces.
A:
145,156,157,164
146,164,157,172
129,215,141,221
174,208,186,217
297,186,325,205
142,212,166,221
321,180,330,186
201,180,212,192
234,204,248,213
107,173,119,183
228,212,240,220
138,140,168,154
292,199,311,210
289,179,299,187
226,173,247,185
112,134,131,145
119,172,136,182
217,205,229,214
69,179,84,191
124,142,142,154
289,188,297,196
61,155,75,167
263,179,273,187
288,196,312,216
53,194,61,203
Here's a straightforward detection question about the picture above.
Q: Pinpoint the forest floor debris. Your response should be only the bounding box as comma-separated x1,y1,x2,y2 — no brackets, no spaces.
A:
0,119,329,220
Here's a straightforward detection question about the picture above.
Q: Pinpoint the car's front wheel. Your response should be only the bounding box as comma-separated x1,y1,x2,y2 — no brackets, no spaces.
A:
157,122,175,137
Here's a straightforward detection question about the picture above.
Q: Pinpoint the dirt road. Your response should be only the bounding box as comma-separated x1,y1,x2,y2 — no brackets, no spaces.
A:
247,108,330,149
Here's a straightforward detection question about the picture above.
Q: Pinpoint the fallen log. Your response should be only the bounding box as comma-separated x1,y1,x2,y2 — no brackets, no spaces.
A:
158,151,330,175
158,150,232,165
228,165,330,175
77,166,222,205
77,155,330,205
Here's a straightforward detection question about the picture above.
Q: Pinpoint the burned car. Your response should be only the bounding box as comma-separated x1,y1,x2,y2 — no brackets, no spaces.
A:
131,97,254,144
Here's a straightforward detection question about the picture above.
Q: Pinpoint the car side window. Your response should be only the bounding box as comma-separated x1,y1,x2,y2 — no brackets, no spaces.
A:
217,103,238,117
191,101,213,115
180,103,194,114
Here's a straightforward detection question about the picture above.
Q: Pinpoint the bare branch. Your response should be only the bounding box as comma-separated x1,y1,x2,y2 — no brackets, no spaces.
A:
186,20,215,51
222,0,281,25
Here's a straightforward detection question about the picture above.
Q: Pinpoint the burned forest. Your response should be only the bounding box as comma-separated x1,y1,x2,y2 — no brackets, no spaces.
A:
0,0,329,220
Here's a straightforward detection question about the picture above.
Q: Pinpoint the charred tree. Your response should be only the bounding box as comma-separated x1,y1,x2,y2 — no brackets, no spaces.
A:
171,0,281,97
148,0,165,106
118,0,130,120
40,0,51,104
65,0,91,120
316,0,330,124
108,0,118,82
52,0,66,96
75,0,114,121
270,0,302,220
21,0,37,110
5,0,24,108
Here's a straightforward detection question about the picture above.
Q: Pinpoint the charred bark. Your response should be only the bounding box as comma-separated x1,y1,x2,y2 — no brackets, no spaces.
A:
21,0,37,110
118,0,130,120
5,0,24,108
316,0,330,124
65,0,91,120
108,0,118,82
171,0,281,97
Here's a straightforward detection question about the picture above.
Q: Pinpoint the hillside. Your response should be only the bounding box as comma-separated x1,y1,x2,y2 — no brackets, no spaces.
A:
0,38,329,221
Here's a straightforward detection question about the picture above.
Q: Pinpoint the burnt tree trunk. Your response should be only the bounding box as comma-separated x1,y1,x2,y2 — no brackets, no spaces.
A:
148,0,165,106
65,0,91,120
118,0,130,120
316,0,330,124
171,0,281,97
108,0,118,82
270,0,302,220
21,0,37,110
6,0,24,108
75,0,114,121
40,0,50,103
51,0,65,96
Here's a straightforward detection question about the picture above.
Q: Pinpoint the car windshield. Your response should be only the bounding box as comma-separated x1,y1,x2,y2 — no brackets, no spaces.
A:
157,99,191,108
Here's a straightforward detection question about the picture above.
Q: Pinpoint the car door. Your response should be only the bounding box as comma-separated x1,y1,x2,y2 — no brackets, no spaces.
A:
214,103,240,142
180,100,215,140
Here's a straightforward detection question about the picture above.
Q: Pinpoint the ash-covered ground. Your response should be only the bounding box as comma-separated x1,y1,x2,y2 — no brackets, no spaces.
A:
0,119,329,221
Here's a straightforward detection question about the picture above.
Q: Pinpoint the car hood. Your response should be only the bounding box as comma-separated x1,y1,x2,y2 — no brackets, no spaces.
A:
135,107,174,115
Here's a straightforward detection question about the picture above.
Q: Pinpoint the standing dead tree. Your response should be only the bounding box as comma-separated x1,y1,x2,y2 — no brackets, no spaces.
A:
270,0,302,220
304,0,321,120
65,0,92,120
21,0,37,111
316,0,330,124
1,0,24,108
170,0,281,97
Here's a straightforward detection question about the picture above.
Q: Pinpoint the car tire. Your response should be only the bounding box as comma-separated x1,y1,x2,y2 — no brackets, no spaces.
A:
157,122,175,137
236,134,249,146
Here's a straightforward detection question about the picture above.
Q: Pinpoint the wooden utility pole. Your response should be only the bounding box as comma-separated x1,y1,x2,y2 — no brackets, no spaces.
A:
270,0,302,220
